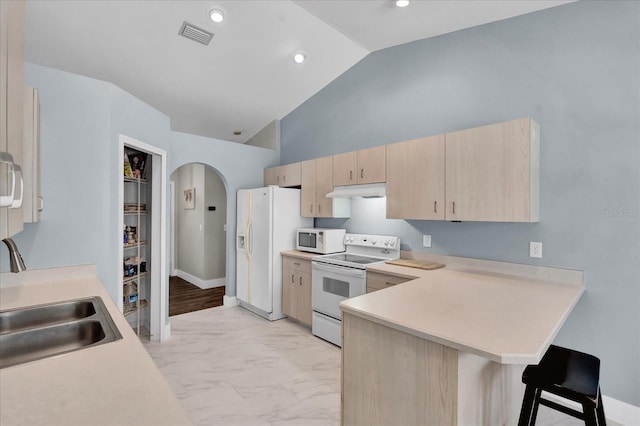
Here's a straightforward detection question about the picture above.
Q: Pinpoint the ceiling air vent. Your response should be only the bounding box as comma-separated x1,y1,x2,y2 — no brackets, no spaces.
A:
179,21,213,46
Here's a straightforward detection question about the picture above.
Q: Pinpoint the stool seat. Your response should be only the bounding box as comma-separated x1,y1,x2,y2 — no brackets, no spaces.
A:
518,345,606,426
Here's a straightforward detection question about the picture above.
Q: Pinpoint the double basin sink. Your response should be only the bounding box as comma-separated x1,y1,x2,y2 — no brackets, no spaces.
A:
0,297,122,369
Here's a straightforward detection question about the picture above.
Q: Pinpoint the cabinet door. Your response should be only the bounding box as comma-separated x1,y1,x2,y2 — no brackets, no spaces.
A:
357,146,386,184
445,118,539,222
366,271,412,293
315,156,334,218
23,86,41,223
386,135,445,220
282,265,297,318
301,159,316,217
264,167,278,186
298,270,312,326
333,151,357,186
280,162,301,187
0,0,24,239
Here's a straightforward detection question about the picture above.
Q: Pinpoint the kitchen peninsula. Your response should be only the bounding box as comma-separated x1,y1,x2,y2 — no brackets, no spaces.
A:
340,254,584,426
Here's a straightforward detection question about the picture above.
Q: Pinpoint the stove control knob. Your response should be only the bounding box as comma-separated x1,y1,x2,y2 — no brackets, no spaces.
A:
390,240,395,247
384,240,389,246
371,239,377,245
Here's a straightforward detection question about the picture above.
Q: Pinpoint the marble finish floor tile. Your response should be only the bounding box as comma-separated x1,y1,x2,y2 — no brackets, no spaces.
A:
144,306,617,426
144,306,340,426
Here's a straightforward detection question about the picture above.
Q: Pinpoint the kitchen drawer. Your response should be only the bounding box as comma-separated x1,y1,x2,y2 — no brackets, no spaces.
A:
366,271,412,293
283,256,311,274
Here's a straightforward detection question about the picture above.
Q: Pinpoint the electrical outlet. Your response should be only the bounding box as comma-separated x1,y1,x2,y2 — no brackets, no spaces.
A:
529,242,542,258
423,235,432,248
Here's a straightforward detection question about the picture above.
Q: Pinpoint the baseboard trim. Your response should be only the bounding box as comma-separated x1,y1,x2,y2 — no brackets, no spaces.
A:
223,295,237,307
175,269,225,290
543,391,640,425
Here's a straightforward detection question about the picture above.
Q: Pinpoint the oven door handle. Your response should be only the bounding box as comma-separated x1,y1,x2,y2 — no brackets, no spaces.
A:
312,262,366,277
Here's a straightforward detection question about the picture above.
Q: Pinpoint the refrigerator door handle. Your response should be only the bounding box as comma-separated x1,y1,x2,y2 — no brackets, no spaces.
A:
248,223,253,255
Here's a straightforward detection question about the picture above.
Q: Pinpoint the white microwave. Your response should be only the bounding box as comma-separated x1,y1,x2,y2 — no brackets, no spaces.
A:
296,228,346,254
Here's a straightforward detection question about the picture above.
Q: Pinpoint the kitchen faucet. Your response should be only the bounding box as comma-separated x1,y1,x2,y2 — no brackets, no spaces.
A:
2,238,26,273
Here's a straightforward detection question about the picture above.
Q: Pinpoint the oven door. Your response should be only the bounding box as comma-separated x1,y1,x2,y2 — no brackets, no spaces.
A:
312,261,366,320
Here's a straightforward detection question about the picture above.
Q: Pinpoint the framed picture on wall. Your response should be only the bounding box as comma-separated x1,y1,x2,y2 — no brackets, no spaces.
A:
184,188,195,209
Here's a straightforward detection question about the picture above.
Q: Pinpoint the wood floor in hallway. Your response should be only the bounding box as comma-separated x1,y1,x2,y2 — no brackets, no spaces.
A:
169,276,224,316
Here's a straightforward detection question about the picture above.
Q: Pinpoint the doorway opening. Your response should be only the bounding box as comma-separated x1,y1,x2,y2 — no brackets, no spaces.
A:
169,163,227,316
118,134,168,342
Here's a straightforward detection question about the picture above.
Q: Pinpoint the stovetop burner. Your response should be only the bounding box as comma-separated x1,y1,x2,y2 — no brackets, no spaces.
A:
312,233,401,269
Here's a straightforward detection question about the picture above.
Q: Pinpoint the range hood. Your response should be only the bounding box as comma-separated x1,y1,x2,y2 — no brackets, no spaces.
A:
326,183,386,199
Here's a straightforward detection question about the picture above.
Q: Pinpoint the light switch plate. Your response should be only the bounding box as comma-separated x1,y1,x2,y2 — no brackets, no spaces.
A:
529,242,542,258
423,235,432,248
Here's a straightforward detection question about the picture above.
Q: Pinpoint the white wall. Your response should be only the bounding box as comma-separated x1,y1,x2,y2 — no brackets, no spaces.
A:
204,166,226,281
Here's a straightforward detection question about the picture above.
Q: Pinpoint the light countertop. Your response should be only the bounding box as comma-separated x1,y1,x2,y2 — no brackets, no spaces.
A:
280,250,318,261
341,259,584,365
0,265,191,426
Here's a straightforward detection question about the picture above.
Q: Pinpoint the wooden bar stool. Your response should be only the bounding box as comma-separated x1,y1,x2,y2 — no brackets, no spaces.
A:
518,345,606,426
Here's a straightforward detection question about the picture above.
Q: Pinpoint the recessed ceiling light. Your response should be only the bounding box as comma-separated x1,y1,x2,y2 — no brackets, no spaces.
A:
293,52,306,64
233,130,242,136
395,0,410,7
209,9,224,23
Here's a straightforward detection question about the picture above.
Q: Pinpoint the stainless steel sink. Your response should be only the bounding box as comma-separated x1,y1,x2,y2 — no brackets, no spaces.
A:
0,297,122,369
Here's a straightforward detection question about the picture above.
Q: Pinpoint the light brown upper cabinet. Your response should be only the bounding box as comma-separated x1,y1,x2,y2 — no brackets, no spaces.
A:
333,146,386,186
445,117,540,222
0,0,25,239
301,157,350,218
386,135,445,220
263,162,301,187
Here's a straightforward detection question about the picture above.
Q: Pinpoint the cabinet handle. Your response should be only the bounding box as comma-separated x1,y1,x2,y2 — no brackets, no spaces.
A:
299,276,303,286
452,201,456,215
37,196,44,212
385,282,395,286
291,274,295,283
294,262,300,266
283,175,286,183
350,170,353,181
318,204,321,214
360,169,364,179
277,175,280,184
434,201,437,213
310,204,313,213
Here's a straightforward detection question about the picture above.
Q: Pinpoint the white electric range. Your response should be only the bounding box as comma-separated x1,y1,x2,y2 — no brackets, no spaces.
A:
311,233,401,346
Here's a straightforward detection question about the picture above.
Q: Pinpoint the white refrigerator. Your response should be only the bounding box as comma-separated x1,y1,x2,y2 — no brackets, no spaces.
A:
236,186,312,320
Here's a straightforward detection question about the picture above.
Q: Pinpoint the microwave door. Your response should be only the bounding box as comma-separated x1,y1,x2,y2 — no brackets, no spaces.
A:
298,232,316,249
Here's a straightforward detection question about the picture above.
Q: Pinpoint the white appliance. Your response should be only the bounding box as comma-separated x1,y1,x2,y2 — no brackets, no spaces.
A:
296,228,346,254
311,233,400,346
236,186,312,320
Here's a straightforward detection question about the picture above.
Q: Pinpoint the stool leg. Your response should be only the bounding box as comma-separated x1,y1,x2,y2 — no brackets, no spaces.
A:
596,389,607,426
518,385,538,426
582,400,598,426
530,388,542,425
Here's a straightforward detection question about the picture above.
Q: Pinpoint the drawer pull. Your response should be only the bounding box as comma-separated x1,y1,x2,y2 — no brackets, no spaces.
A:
452,201,456,215
350,170,353,181
299,276,303,286
294,262,300,266
434,200,437,213
360,169,364,179
291,274,295,283
385,282,395,286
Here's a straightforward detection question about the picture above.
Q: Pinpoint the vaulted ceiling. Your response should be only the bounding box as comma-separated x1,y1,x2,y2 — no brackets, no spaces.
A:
24,1,572,143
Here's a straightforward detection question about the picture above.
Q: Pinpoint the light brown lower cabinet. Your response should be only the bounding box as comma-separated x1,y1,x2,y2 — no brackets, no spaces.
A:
282,255,312,326
341,313,525,426
366,271,413,293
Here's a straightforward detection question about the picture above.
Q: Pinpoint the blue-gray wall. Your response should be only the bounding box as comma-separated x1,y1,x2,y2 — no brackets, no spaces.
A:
281,1,640,406
1,62,277,312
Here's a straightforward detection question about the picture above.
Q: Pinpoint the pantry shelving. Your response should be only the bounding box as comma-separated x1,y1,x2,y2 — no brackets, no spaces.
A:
122,147,151,337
